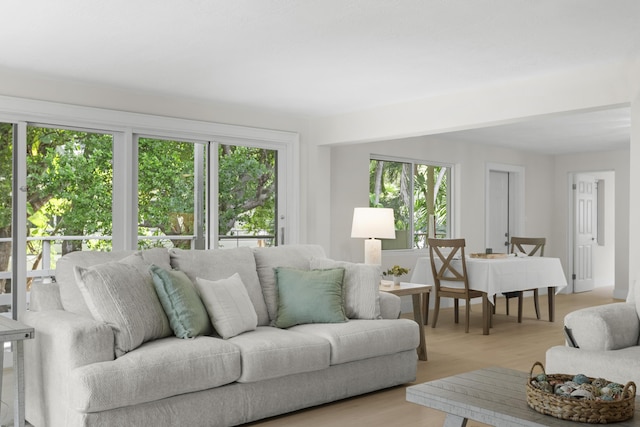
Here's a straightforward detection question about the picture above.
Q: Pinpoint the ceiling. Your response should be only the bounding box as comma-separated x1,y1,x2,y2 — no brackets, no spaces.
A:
1,0,639,154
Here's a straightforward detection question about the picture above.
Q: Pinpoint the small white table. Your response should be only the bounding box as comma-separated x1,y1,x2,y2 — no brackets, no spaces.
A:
0,316,35,427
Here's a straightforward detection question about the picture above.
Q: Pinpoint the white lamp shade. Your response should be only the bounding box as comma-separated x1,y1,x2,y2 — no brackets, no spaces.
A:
350,208,396,239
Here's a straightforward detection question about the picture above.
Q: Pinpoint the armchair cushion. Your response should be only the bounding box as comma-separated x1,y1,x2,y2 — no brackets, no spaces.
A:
564,302,639,350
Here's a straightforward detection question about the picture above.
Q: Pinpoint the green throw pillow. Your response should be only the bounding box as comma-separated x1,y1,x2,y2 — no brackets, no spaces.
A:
273,267,347,328
150,265,213,339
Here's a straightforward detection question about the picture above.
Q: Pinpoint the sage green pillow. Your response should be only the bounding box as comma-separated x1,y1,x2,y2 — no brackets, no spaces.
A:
273,267,347,328
149,265,213,339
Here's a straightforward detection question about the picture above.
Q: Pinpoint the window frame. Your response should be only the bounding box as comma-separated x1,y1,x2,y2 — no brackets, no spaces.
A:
0,95,300,319
370,154,455,250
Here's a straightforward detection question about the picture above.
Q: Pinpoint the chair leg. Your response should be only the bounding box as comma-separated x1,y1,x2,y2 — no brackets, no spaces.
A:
465,299,470,333
533,289,540,319
517,291,524,323
505,295,510,316
431,297,440,328
492,294,496,314
454,299,459,324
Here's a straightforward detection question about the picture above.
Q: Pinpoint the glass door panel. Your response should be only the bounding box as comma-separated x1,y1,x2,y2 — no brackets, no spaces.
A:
137,138,203,250
218,144,277,248
0,123,13,314
26,126,113,294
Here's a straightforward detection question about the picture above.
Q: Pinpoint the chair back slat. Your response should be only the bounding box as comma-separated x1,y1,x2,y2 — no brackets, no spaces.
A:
510,237,546,257
428,238,469,291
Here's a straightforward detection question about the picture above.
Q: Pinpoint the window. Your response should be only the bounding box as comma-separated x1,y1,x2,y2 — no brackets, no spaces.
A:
137,137,204,250
0,123,13,313
0,96,297,319
217,144,277,249
370,157,451,249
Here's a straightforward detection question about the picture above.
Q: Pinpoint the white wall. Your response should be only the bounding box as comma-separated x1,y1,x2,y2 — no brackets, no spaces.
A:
553,151,629,299
1,57,638,302
329,136,557,271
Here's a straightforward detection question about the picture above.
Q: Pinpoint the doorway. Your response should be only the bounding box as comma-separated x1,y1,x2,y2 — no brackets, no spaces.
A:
485,163,525,253
569,171,615,293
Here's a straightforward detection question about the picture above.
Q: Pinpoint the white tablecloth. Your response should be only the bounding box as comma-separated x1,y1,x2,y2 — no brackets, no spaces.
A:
410,256,568,299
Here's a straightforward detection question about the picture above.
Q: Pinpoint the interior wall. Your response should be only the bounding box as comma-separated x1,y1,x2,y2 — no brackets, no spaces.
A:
553,150,629,299
329,135,557,276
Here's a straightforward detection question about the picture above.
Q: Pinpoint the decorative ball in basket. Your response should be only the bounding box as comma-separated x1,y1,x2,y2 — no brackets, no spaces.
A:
526,362,636,424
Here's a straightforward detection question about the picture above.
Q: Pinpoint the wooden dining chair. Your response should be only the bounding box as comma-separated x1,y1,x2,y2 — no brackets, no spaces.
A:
428,238,489,333
502,236,546,322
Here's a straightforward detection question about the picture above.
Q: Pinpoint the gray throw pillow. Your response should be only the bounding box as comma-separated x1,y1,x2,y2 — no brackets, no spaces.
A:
196,273,258,339
75,254,171,357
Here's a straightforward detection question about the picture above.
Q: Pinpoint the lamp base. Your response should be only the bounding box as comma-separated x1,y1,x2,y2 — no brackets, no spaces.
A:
364,238,382,265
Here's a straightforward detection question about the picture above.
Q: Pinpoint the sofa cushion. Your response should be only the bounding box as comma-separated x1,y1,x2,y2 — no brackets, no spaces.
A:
196,273,258,339
150,265,213,339
75,254,172,357
290,319,419,365
273,267,347,328
310,258,382,319
169,247,269,326
253,245,327,322
57,248,171,317
68,336,241,413
228,326,330,383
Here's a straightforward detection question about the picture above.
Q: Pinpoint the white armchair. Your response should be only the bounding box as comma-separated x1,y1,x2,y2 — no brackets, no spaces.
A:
546,290,640,385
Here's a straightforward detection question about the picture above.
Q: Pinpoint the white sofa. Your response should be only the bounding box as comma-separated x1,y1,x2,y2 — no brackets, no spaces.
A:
24,244,419,427
545,287,640,386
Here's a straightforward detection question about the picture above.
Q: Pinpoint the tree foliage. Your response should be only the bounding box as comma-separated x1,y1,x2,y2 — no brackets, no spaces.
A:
0,127,277,293
370,159,448,248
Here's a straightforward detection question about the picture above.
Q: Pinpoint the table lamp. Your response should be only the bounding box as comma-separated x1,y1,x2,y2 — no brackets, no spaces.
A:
350,207,396,265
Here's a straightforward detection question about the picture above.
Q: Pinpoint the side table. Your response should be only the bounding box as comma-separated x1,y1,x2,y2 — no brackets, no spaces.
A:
380,281,431,361
0,316,34,427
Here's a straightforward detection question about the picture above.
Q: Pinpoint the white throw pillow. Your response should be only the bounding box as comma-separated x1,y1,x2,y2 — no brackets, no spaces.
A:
196,273,258,339
309,258,381,320
74,254,172,357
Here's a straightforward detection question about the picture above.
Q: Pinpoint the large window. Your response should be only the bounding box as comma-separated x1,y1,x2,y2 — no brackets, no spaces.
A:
1,96,297,319
370,157,451,249
136,138,279,250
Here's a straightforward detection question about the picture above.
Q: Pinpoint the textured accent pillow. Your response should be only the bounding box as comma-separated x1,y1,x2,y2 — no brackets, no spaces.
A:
74,255,171,357
149,265,213,339
273,267,347,329
310,258,381,320
195,273,258,339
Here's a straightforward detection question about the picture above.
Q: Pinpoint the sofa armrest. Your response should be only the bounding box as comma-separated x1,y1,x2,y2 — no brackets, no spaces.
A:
379,292,401,319
564,302,639,350
24,309,114,370
23,309,115,426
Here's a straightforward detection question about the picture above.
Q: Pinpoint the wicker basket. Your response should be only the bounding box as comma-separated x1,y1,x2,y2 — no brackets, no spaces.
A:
526,362,636,424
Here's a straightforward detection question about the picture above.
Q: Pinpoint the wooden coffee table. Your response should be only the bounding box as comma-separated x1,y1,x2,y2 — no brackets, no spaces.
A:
406,366,640,427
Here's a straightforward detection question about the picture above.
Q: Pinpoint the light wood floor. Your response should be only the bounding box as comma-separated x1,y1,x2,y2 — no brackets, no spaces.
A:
247,287,621,427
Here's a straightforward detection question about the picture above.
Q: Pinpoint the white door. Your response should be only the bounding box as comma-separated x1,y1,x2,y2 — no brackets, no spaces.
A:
488,171,510,253
574,174,596,292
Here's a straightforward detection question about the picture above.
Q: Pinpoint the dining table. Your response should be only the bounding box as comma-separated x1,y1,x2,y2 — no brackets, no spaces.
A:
410,254,568,334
